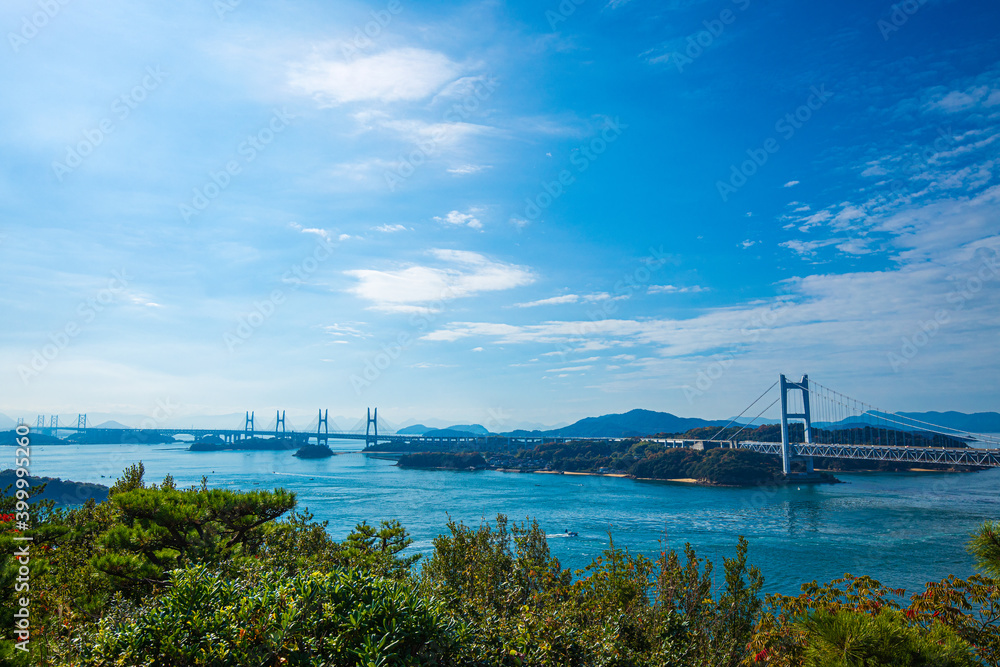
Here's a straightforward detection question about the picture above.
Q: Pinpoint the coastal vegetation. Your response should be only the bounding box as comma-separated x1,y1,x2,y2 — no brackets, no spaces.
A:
374,421,981,476
66,430,176,445
0,470,107,505
3,463,999,665
397,442,833,486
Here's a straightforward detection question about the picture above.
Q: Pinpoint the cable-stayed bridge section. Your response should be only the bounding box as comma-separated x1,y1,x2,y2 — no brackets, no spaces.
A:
26,408,602,449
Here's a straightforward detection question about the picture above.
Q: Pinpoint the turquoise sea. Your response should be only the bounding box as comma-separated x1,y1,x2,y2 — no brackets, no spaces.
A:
26,440,1000,596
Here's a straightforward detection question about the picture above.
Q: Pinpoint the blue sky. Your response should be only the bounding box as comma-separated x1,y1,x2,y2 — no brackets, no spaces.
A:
1,0,998,428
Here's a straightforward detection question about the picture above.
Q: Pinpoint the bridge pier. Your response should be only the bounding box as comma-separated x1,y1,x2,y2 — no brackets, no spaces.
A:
317,409,329,446
365,408,378,447
780,374,815,476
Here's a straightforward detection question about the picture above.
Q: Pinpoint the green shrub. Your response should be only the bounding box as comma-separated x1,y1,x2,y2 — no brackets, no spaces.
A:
799,608,975,667
83,564,457,666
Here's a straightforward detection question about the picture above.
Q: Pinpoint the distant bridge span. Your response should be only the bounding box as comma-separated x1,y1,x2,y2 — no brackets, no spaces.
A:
22,376,1000,469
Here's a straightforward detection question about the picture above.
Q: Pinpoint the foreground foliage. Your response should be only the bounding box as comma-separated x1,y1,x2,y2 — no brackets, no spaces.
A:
85,565,457,666
2,464,999,666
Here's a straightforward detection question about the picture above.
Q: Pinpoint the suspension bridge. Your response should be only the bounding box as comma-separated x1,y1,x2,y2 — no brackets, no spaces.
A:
694,375,1000,472
19,375,1000,470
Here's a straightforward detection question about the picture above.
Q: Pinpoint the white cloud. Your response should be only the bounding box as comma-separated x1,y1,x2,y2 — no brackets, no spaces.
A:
927,84,1000,113
582,292,629,302
447,164,491,175
374,224,407,233
344,249,534,313
324,324,367,339
435,209,483,229
741,239,757,248
648,284,709,294
546,365,593,373
784,180,800,188
289,48,461,105
780,238,839,257
289,222,332,240
380,119,490,147
515,294,580,308
510,217,530,229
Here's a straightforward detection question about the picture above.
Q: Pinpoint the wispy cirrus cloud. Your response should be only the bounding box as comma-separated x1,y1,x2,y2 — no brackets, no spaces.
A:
515,294,580,308
648,284,709,294
344,249,534,313
373,224,407,233
289,48,463,105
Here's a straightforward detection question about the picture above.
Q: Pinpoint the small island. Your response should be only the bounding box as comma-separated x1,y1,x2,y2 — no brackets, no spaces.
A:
1,429,67,446
391,444,833,486
293,444,335,459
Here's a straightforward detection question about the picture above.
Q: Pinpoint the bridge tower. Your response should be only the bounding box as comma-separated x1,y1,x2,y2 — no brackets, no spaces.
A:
16,418,24,427
77,414,87,429
317,409,329,445
366,408,378,446
49,415,58,430
779,374,814,475
276,410,286,437
244,411,254,440
35,415,44,429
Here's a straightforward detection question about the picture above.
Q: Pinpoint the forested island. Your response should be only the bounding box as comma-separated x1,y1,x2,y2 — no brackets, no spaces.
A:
67,430,176,445
396,451,489,470
293,444,335,458
1,430,65,446
382,421,984,482
395,442,837,486
2,462,997,665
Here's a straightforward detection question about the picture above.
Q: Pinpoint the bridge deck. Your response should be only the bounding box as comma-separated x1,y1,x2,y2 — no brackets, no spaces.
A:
24,427,1000,467
737,440,1000,467
28,426,616,447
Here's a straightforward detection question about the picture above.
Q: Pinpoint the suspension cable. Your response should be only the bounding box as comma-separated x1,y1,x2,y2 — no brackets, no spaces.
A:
709,380,779,441
728,396,781,443
806,379,1000,447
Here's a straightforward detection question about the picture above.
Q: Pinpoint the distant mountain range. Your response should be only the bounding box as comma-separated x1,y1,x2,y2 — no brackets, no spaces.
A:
3,409,996,440
504,409,729,438
93,420,130,429
397,424,491,436
815,411,1000,434
898,411,1000,433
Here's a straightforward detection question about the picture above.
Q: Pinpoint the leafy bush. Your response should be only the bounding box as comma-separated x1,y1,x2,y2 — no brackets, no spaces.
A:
6,464,1000,667
82,564,458,666
798,608,975,666
421,515,763,666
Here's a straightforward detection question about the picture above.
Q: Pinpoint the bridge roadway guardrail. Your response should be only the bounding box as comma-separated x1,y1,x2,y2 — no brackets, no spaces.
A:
736,440,1000,467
